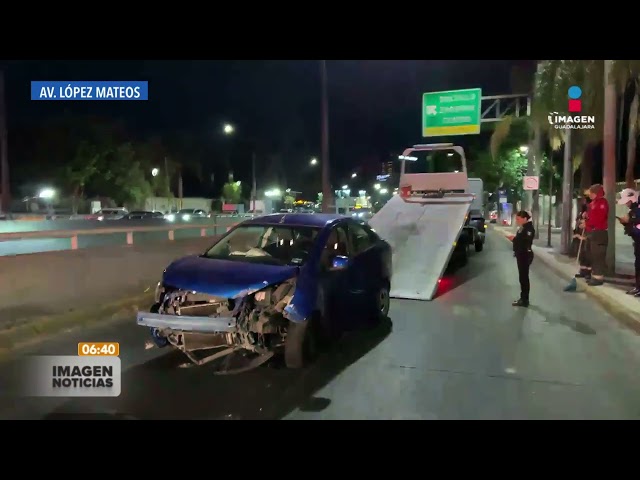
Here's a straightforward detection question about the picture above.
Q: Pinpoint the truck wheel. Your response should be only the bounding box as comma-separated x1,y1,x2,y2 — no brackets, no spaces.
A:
475,239,484,252
284,317,318,369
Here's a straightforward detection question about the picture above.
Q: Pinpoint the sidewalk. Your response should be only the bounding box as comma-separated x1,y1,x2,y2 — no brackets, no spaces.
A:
492,224,640,334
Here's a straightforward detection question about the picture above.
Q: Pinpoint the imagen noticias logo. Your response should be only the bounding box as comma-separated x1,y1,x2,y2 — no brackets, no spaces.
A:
568,85,582,113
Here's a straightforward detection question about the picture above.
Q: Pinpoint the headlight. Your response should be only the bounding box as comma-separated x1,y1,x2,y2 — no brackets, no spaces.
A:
165,214,175,221
97,216,104,221
182,214,191,220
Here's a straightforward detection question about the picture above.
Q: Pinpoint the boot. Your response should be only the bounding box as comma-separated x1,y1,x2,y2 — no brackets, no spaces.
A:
626,287,640,295
512,298,529,307
587,277,604,286
575,268,591,279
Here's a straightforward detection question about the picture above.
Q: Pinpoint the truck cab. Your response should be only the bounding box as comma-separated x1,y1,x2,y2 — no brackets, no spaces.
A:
396,144,485,262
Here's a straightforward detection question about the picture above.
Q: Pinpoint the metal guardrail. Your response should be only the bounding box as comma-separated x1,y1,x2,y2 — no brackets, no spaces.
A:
0,221,242,250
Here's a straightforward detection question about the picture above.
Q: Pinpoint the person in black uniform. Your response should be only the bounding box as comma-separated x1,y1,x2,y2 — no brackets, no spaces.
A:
617,188,640,297
508,210,535,307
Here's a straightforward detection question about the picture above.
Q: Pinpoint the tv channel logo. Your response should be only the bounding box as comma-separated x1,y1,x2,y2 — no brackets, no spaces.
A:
568,86,582,113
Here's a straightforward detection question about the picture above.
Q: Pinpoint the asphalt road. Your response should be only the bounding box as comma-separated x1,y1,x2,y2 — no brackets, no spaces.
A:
0,218,241,256
2,228,640,420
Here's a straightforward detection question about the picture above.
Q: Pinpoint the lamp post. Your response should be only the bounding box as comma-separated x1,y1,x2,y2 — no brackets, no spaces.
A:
320,60,333,213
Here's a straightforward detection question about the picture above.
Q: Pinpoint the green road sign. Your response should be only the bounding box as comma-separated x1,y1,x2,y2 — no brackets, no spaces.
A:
422,88,482,137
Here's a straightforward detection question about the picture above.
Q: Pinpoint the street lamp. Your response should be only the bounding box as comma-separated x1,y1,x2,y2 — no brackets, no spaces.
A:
374,183,381,190
151,168,159,177
380,188,388,194
519,145,529,154
341,185,348,190
223,123,234,134
351,173,357,178
265,188,281,198
38,188,55,199
310,158,318,166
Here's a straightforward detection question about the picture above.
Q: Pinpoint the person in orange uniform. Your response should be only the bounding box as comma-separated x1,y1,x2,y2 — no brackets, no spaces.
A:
575,184,609,286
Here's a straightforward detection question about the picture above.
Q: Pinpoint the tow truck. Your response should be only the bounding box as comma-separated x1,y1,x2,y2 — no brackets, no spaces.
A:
368,143,485,300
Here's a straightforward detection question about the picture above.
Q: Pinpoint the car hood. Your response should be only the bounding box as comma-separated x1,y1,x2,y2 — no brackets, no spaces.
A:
162,255,298,298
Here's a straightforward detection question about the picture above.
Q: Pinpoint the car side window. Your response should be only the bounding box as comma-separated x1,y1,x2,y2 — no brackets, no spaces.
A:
320,225,349,269
348,222,376,255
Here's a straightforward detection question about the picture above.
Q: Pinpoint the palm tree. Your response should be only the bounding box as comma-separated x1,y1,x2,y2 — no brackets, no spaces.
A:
611,60,640,188
493,60,604,251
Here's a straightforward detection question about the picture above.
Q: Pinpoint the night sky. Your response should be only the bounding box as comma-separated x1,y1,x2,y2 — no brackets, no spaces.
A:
1,60,535,196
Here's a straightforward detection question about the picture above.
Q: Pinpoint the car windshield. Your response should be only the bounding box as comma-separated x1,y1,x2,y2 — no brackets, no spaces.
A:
203,224,321,266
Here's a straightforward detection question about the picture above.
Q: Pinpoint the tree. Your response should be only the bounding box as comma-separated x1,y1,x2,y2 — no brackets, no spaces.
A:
611,60,640,187
61,140,101,213
468,145,528,203
135,138,174,197
106,142,153,208
222,181,242,204
502,61,603,250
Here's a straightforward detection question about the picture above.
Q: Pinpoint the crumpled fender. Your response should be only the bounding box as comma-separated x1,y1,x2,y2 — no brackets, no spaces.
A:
283,265,318,323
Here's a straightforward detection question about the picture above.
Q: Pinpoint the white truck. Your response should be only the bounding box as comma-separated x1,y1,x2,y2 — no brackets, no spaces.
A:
368,143,484,301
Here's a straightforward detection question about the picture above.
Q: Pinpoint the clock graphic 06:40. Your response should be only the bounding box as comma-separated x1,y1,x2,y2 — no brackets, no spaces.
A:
77,342,120,356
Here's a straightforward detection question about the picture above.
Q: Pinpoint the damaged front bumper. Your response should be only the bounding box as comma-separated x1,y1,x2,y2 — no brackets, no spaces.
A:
136,311,237,333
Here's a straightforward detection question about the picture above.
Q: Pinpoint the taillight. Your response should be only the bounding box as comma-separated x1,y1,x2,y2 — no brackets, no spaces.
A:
400,185,412,198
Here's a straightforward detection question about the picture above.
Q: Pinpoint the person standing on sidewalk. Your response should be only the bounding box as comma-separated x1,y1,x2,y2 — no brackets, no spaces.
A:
507,210,535,307
578,184,609,286
571,190,590,258
617,188,640,297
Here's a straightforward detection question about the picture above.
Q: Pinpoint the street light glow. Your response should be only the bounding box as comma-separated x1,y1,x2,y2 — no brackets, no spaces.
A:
520,145,529,154
265,188,281,197
223,123,234,134
351,173,357,178
380,188,388,194
341,185,348,190
38,188,55,199
374,183,381,190
310,158,318,165
151,168,159,177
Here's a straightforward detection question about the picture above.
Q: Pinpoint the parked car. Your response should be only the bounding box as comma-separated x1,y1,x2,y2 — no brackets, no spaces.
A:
122,210,163,220
85,208,128,221
136,213,393,373
176,208,208,221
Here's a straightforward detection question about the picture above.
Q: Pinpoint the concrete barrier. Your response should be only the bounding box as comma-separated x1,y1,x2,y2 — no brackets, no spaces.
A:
0,236,221,330
0,216,250,256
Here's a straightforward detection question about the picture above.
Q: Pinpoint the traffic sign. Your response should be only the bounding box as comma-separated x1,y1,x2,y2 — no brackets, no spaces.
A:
523,176,539,191
422,88,482,137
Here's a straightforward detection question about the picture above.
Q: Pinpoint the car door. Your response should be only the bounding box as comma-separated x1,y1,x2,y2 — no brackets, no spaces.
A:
345,220,381,324
317,223,357,332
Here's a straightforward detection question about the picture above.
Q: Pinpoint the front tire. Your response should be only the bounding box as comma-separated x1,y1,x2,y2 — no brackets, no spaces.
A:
475,239,484,252
284,317,318,369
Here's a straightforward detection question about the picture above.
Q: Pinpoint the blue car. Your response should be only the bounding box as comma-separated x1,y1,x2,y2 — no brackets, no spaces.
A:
137,213,392,370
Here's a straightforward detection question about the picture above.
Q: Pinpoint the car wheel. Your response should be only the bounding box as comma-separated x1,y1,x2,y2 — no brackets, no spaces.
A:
474,239,484,252
376,283,391,319
284,316,319,369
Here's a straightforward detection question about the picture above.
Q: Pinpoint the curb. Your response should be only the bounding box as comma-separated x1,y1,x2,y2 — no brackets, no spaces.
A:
494,227,640,335
0,292,154,358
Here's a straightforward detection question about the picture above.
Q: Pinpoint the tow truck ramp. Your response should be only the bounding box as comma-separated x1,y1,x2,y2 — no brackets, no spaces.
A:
368,142,476,301
369,193,473,301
